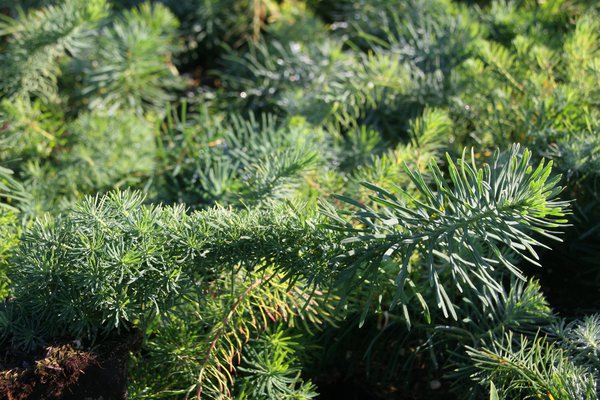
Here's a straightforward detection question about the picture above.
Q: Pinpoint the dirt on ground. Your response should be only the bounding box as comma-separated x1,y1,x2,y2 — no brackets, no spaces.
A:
0,330,142,400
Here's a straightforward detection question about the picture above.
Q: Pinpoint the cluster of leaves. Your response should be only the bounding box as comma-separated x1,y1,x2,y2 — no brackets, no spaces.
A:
0,0,184,217
154,106,320,208
0,0,599,400
130,272,330,399
2,191,189,349
323,145,569,323
0,190,337,347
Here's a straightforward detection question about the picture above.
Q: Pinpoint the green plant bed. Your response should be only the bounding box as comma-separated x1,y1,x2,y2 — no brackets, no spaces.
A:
1,0,599,398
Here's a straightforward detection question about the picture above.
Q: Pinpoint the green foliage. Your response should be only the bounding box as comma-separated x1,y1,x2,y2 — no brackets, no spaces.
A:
0,1,599,399
354,0,479,93
460,279,555,341
0,0,108,103
0,0,184,117
466,332,597,399
6,191,188,346
0,98,65,165
71,2,183,114
155,106,320,208
1,189,336,348
323,145,569,322
149,0,279,50
448,281,600,399
62,111,156,192
236,328,318,400
345,108,452,200
0,209,19,298
9,111,157,216
191,273,326,399
553,314,600,379
130,272,328,399
0,167,28,299
183,201,337,287
0,165,30,211
219,38,347,114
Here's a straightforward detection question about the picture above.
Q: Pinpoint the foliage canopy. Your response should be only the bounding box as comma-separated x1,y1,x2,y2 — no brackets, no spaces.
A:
0,0,598,399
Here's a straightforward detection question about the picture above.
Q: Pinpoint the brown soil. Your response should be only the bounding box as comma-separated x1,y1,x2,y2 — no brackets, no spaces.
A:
0,330,142,400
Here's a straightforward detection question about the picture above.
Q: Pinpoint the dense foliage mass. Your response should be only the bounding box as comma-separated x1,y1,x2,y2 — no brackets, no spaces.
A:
0,0,598,399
